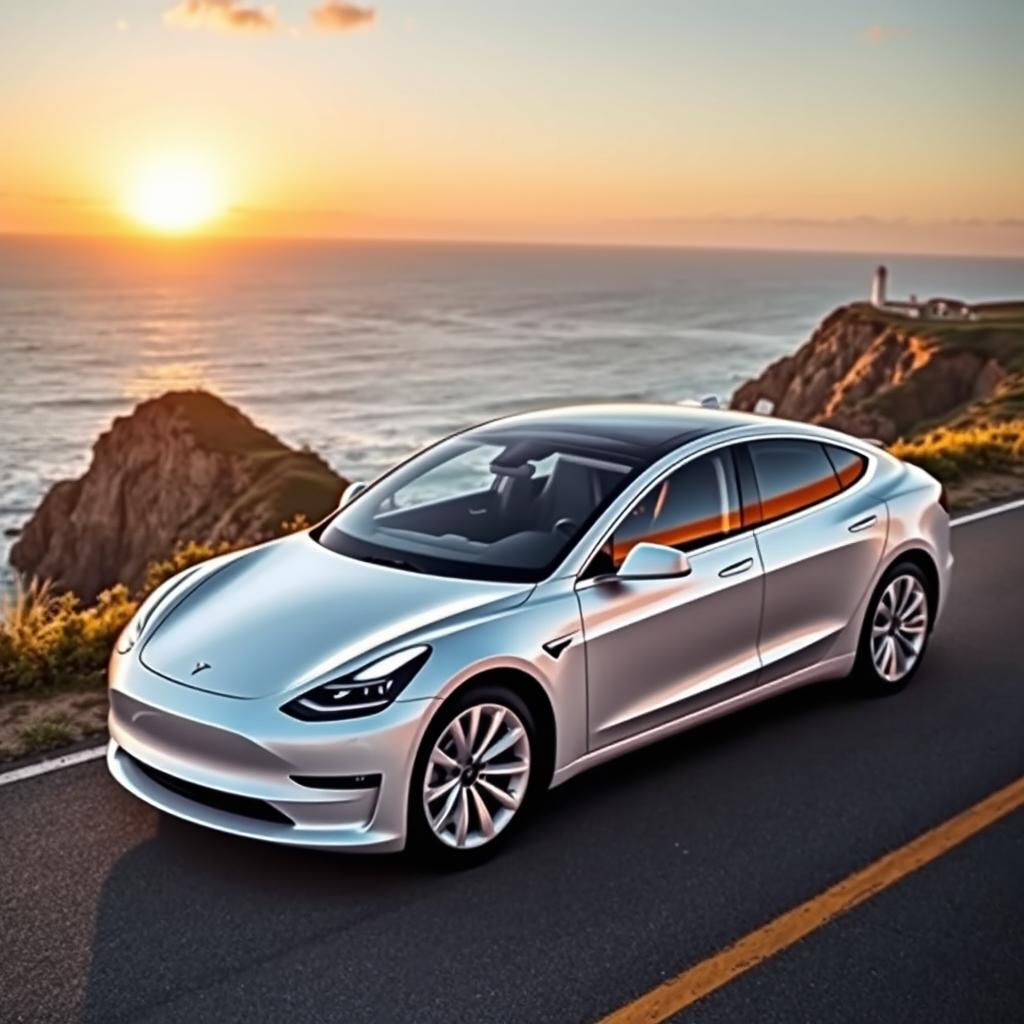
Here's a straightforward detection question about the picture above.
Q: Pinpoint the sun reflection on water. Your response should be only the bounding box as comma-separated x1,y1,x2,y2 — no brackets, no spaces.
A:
122,361,217,402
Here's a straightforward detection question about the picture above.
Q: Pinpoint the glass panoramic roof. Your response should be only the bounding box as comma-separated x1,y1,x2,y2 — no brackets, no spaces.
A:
472,403,752,460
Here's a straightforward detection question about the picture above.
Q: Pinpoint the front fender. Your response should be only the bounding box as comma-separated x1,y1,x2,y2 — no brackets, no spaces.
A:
397,578,586,775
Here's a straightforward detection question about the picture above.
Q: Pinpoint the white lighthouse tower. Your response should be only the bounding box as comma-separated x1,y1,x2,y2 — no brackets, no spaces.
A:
871,265,888,308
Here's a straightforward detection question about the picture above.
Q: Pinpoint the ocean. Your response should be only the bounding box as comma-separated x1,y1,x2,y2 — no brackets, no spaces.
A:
2,236,1022,594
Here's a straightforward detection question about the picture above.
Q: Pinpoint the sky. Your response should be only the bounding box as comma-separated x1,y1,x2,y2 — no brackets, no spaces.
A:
2,0,1023,255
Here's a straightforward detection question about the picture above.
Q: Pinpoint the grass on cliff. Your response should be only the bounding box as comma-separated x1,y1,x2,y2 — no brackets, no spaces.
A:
847,301,1024,430
838,302,1024,504
891,420,1024,482
169,391,345,526
871,304,1024,480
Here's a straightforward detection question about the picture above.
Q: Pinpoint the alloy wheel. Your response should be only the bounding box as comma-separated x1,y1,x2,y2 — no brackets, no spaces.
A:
870,574,929,683
422,702,531,850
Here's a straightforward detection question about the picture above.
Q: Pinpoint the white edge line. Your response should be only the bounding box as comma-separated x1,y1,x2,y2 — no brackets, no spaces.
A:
0,499,1022,789
951,497,1024,527
0,743,107,788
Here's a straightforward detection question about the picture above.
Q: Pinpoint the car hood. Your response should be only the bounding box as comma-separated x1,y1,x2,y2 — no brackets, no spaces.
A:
140,535,532,699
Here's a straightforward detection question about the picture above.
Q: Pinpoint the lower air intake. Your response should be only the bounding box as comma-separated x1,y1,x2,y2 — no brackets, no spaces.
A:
125,751,294,826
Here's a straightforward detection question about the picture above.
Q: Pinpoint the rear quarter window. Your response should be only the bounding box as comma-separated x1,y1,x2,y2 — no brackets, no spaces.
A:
824,444,869,489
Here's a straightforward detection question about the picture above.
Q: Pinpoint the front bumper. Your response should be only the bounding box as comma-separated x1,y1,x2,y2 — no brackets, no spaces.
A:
107,655,437,852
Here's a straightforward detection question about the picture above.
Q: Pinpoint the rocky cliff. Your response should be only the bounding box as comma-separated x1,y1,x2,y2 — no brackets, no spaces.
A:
10,391,346,601
731,302,1019,442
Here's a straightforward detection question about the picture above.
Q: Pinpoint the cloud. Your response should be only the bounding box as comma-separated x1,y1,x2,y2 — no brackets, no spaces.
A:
862,25,911,45
164,0,276,33
601,213,1024,236
309,2,375,33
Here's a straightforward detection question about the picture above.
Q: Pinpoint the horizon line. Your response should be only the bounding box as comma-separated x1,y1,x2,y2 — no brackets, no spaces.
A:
1,229,1023,264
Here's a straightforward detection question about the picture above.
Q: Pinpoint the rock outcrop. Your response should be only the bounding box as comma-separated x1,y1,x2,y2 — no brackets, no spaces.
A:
10,391,346,601
731,303,1007,442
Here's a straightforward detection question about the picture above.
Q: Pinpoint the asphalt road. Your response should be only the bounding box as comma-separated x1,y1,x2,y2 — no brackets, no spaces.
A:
2,508,1023,1024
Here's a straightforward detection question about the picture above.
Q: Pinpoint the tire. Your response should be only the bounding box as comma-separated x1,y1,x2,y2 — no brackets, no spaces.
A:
407,683,540,867
851,561,933,695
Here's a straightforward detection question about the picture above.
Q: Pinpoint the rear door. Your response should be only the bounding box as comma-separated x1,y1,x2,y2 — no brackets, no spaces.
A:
745,439,887,681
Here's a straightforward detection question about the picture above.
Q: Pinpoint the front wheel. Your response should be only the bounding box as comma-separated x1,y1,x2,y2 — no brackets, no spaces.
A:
407,685,537,866
852,562,933,694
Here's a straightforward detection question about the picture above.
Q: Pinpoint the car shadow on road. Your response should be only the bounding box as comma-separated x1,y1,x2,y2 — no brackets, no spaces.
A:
543,676,859,813
76,678,861,1022
76,810,444,1022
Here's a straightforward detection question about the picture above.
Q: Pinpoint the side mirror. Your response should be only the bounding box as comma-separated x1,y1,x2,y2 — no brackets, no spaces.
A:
340,481,368,507
617,542,691,580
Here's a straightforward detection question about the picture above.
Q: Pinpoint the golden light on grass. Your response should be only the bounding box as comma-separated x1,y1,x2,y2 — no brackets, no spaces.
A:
891,420,1024,481
126,154,225,234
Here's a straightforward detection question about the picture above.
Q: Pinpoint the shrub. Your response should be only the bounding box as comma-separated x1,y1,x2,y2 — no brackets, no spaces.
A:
0,515,311,698
0,579,136,696
891,420,1024,482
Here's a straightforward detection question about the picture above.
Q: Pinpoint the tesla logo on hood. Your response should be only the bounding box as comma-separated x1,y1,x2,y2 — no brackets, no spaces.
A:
191,661,212,676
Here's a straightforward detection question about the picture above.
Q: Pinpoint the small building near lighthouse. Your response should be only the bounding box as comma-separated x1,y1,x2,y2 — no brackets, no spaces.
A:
869,266,977,321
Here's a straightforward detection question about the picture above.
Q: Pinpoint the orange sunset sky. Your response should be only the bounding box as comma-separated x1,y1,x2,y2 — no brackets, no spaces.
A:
2,0,1022,255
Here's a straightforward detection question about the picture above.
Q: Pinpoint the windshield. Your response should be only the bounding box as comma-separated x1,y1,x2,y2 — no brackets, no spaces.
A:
319,431,640,582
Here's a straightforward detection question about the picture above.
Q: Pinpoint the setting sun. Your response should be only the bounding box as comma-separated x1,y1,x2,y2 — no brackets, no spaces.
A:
127,156,225,234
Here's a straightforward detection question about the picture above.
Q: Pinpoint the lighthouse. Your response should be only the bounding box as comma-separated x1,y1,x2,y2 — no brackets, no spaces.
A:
871,265,888,307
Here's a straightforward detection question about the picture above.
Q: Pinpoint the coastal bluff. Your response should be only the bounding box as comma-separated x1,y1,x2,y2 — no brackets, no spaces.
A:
730,301,1020,442
10,391,346,602
10,302,1024,602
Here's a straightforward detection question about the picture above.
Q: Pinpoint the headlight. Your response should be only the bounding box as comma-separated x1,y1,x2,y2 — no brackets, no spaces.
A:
282,645,431,722
115,568,200,655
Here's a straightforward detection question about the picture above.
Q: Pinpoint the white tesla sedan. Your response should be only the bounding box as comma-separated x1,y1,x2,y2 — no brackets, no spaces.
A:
107,404,952,863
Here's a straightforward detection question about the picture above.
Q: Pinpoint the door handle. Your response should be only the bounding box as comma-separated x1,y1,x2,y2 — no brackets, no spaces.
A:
468,508,488,515
848,514,877,533
719,557,754,578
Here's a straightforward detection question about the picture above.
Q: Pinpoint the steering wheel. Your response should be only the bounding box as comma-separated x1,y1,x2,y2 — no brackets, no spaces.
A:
552,517,578,538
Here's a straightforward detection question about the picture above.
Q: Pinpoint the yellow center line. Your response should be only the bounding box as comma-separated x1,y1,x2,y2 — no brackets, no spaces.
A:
598,774,1024,1024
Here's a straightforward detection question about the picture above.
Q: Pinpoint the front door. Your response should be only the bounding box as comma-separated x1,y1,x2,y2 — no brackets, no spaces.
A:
577,447,764,749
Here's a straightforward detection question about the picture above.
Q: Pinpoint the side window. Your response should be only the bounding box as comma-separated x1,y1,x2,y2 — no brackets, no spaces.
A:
825,444,868,490
748,439,841,522
610,450,741,568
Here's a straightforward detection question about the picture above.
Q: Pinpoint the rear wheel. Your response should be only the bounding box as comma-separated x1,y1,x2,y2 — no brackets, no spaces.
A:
852,562,932,694
408,684,538,866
